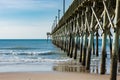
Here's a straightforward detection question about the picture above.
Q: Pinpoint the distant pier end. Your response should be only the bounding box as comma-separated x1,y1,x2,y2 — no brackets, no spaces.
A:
47,32,51,40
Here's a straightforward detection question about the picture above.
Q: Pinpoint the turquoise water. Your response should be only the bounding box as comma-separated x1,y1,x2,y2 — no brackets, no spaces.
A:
0,39,69,72
0,39,112,73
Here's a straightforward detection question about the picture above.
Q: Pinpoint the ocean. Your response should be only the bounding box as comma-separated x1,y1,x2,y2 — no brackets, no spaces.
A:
0,39,112,74
0,39,70,72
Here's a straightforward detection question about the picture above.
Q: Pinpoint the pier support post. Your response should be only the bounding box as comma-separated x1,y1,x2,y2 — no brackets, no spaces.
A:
70,19,74,58
100,23,107,74
92,39,95,55
79,13,83,63
86,32,94,70
82,9,88,66
110,30,119,80
110,0,120,80
86,4,95,70
96,30,99,57
118,33,120,62
109,34,112,59
63,26,67,52
82,33,87,66
67,34,71,56
70,34,74,58
74,31,79,59
67,20,72,56
79,35,83,62
66,23,69,53
100,3,108,74
74,14,79,60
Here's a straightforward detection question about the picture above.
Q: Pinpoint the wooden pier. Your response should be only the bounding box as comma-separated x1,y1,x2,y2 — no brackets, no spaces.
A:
51,0,120,80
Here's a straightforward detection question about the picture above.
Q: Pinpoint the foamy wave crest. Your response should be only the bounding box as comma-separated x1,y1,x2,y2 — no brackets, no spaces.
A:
12,51,53,55
0,50,54,55
0,57,72,63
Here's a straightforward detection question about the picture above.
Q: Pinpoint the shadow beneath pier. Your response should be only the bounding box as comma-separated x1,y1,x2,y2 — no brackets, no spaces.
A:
53,59,100,74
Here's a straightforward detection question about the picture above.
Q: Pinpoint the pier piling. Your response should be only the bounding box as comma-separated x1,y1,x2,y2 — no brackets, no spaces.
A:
110,0,120,80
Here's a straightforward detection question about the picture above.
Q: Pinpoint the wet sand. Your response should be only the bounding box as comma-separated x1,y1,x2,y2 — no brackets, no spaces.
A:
0,72,120,80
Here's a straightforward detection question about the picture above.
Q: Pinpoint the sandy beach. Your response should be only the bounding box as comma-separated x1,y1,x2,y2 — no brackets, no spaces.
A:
0,72,120,80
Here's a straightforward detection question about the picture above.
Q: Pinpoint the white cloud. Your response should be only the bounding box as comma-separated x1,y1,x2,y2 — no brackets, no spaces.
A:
0,0,73,39
0,19,51,39
0,26,42,39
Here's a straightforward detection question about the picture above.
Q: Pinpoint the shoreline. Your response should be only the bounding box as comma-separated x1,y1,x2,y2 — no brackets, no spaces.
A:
0,71,120,80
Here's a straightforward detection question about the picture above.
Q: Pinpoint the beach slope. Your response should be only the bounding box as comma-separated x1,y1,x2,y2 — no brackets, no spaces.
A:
0,72,120,80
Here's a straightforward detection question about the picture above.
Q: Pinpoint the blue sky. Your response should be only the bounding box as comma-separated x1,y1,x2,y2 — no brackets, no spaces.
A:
0,0,73,39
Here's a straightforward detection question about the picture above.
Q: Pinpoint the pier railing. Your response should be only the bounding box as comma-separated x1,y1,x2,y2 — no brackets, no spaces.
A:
51,0,120,80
